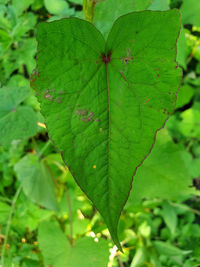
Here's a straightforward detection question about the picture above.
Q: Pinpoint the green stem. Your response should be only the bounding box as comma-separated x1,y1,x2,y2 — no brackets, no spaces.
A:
65,187,73,246
38,140,52,159
1,185,22,266
83,0,95,23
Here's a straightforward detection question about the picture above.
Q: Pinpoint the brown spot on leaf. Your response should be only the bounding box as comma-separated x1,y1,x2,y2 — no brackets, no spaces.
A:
76,109,88,116
81,112,94,123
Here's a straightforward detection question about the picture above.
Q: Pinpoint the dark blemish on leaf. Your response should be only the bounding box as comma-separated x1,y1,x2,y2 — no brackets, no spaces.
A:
120,49,133,64
136,31,139,34
120,71,127,82
149,105,153,109
163,108,167,114
157,74,160,78
76,109,88,116
102,51,112,64
30,70,40,87
44,94,53,100
168,92,171,95
44,89,53,100
175,65,178,69
145,99,150,104
170,47,174,50
81,112,94,123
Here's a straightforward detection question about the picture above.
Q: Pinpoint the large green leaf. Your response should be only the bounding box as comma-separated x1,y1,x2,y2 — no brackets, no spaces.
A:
38,220,110,267
0,86,37,146
14,154,58,210
31,10,181,249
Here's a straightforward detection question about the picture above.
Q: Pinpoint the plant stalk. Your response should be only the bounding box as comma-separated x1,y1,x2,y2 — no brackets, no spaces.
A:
65,187,73,246
1,185,22,266
83,0,95,23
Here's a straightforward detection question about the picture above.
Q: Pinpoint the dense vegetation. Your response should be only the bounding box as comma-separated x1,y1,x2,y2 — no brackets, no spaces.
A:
0,0,200,266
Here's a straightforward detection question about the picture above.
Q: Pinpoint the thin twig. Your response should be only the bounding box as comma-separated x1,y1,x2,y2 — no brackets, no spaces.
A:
1,185,22,266
65,187,73,246
38,140,52,159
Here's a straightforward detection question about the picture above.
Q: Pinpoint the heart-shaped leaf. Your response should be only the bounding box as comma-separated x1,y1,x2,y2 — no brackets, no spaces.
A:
31,10,181,249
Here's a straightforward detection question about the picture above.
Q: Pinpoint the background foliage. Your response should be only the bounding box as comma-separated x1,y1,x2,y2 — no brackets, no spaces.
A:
0,0,200,266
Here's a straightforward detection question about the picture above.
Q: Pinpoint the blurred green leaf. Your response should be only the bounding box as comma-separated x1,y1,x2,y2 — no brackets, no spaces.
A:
179,104,200,139
0,86,37,145
161,201,177,236
44,0,70,15
12,0,35,16
0,201,10,223
176,84,194,109
148,0,169,10
128,130,196,206
180,0,200,26
153,240,191,256
177,27,189,70
14,154,58,210
130,246,147,267
38,220,110,267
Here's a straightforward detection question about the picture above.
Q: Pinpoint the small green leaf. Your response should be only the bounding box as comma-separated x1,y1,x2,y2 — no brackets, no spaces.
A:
153,241,192,256
0,86,37,146
44,0,70,15
148,0,169,11
176,84,194,109
14,154,58,210
38,220,110,267
161,201,177,236
177,28,189,70
32,10,181,249
179,104,200,139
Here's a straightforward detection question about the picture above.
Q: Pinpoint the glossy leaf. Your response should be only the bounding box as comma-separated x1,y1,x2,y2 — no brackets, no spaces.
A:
31,10,181,248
